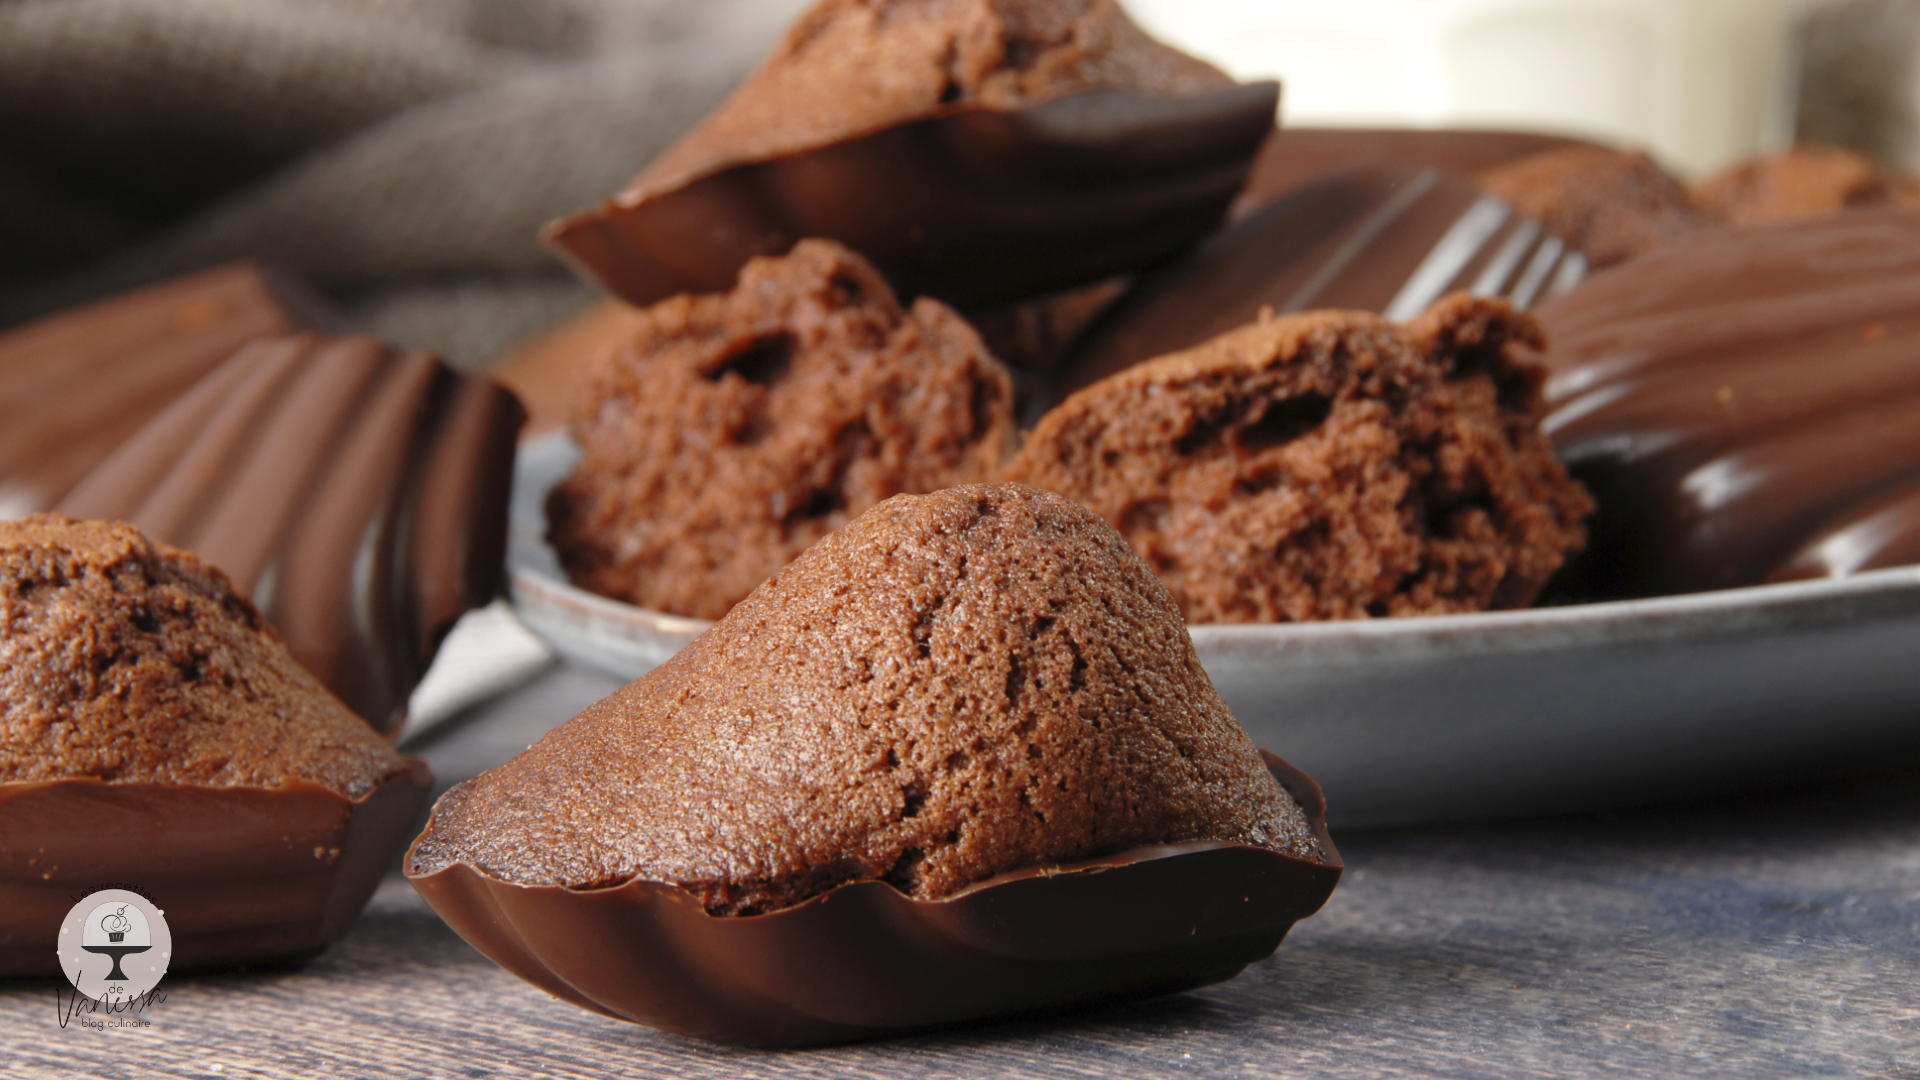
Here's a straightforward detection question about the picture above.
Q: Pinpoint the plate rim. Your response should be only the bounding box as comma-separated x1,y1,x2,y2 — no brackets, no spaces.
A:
507,430,1920,654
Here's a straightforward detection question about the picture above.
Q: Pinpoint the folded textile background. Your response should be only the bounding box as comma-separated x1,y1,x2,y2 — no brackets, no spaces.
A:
0,0,808,368
1797,0,1920,174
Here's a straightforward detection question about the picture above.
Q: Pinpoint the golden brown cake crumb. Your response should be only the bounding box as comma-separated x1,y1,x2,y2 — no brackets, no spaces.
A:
415,483,1319,912
0,515,413,797
548,240,1016,619
1004,295,1592,624
1693,144,1920,224
1479,146,1718,267
634,0,1233,198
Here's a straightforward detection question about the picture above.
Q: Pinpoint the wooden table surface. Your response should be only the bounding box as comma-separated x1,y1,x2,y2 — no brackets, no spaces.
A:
9,663,1920,1079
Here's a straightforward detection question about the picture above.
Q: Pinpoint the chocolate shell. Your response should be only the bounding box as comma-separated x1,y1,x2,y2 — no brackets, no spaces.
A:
1536,206,1920,597
544,82,1279,311
1233,126,1599,216
1692,144,1920,225
0,767,430,974
0,514,434,975
56,333,526,734
0,262,310,512
407,752,1338,1047
1055,162,1587,399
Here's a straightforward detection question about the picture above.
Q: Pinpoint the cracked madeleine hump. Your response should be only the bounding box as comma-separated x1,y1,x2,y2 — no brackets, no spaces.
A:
413,483,1319,913
1005,295,1592,624
0,515,413,797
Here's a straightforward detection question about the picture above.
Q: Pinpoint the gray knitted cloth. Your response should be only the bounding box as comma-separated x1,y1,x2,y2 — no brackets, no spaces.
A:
0,0,806,368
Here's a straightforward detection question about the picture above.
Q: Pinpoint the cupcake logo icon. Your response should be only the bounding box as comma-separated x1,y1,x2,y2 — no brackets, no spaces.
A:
58,889,171,1006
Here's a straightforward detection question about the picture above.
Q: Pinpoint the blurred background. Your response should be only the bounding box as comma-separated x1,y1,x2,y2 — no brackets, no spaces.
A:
0,0,1915,368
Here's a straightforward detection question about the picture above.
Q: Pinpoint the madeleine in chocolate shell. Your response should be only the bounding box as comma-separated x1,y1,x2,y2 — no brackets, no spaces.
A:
547,239,1016,620
545,0,1277,310
1693,144,1920,224
1007,295,1592,624
411,483,1339,1045
0,515,431,974
1478,145,1718,268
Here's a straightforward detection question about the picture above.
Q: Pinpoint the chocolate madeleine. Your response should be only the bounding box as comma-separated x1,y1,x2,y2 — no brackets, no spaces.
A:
1010,295,1591,623
545,0,1276,310
410,483,1338,1044
1693,144,1920,224
547,240,1015,620
1477,145,1718,269
0,516,430,974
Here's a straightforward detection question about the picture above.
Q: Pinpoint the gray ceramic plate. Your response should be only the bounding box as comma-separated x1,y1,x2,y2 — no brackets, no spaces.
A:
508,433,1920,827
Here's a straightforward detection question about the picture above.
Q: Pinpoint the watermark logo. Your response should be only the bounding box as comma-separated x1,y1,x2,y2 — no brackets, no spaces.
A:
55,889,170,1028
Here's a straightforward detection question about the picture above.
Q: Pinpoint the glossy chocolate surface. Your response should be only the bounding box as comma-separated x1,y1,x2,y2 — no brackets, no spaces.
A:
407,753,1340,1047
1233,126,1598,216
57,333,526,734
545,83,1279,312
1053,163,1586,400
1770,481,1920,582
0,763,430,975
0,263,310,512
1537,207,1920,597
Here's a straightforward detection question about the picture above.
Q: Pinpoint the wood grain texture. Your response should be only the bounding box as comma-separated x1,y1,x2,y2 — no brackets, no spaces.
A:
6,665,1920,1078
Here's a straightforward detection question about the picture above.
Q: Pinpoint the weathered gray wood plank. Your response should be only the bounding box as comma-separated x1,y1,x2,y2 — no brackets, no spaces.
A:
6,665,1919,1078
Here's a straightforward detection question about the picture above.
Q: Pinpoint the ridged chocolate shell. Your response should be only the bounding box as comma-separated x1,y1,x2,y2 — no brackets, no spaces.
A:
1537,206,1920,597
543,83,1279,312
57,333,526,734
0,763,430,975
1054,162,1586,399
405,752,1338,1047
0,263,310,511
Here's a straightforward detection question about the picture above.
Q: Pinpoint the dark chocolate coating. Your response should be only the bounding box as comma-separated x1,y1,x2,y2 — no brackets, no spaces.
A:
406,752,1339,1048
1536,207,1920,597
0,765,430,975
57,333,526,734
544,83,1279,311
0,262,310,509
1233,126,1598,217
1054,163,1586,401
1770,480,1920,582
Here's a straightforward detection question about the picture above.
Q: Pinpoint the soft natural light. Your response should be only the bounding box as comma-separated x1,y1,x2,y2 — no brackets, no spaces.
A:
1122,0,1793,175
